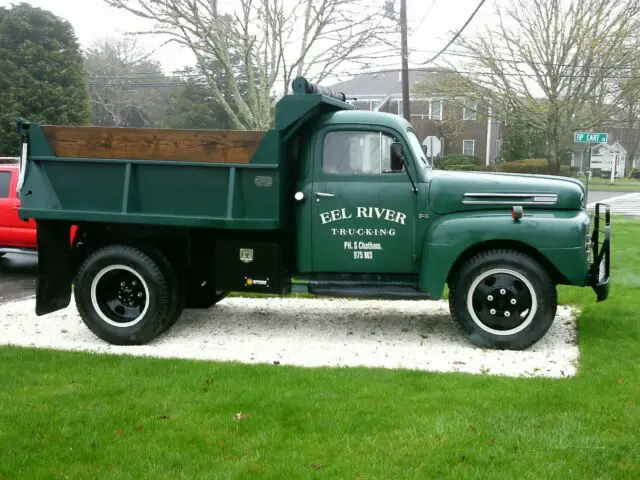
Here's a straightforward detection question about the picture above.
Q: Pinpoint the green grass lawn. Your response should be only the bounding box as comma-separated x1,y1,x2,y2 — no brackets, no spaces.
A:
576,175,640,192
1,220,639,479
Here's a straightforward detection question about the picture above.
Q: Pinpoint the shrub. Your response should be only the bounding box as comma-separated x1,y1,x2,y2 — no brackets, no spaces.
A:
443,154,483,166
497,159,549,174
444,164,486,171
434,154,484,170
496,158,572,177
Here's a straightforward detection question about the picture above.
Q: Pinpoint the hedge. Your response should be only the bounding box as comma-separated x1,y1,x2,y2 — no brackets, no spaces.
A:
497,159,548,174
443,154,482,166
496,159,572,176
434,154,484,169
444,164,487,171
434,158,574,176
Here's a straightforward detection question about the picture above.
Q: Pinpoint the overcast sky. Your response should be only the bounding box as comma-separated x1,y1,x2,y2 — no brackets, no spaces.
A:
0,0,501,78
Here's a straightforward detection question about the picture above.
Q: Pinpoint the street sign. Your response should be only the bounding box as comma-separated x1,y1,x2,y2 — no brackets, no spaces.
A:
422,135,441,157
574,132,608,143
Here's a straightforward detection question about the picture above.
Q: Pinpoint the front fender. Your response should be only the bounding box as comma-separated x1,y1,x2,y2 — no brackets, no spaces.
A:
418,210,591,298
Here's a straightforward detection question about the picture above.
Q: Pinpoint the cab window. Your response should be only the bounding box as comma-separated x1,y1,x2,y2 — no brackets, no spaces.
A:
322,130,404,175
0,171,11,198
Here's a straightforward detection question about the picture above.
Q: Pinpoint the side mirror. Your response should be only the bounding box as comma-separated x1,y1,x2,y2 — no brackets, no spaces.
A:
390,142,404,171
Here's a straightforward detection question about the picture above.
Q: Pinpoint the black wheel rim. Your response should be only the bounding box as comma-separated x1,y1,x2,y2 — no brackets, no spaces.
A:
90,265,149,328
466,268,537,335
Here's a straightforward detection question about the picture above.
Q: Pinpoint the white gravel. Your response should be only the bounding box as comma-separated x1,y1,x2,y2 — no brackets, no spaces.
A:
0,296,580,378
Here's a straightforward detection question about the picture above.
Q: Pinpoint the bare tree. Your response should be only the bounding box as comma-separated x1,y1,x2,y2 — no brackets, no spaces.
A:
103,0,397,130
85,37,173,127
432,0,640,173
612,64,640,175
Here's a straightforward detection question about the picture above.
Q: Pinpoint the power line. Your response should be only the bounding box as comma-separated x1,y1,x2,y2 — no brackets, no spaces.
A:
84,56,640,82
86,67,640,90
410,48,640,71
84,46,640,81
334,66,640,80
416,0,487,66
409,0,436,38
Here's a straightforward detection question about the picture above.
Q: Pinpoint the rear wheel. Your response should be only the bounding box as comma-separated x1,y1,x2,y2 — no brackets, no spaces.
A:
138,245,187,334
73,245,169,345
448,249,557,350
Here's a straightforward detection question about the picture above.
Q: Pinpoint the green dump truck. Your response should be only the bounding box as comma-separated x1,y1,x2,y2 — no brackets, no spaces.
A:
15,77,610,350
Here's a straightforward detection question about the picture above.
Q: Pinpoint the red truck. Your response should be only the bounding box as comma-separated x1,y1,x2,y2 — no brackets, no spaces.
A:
0,158,76,256
0,158,37,256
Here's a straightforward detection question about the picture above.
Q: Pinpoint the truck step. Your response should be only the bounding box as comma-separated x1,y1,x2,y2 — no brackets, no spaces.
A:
307,281,432,300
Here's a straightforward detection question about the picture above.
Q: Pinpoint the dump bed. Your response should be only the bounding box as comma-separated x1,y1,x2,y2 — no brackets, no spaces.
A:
16,77,353,230
17,123,284,229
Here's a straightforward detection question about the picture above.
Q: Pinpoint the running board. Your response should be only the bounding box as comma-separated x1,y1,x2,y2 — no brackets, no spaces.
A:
0,247,37,255
307,281,432,300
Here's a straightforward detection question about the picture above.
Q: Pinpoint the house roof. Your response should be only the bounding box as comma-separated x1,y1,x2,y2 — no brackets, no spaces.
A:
328,68,455,98
595,141,627,154
572,140,627,154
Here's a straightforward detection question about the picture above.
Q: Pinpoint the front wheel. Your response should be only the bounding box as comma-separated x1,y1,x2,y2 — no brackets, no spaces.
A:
448,249,557,350
73,245,169,345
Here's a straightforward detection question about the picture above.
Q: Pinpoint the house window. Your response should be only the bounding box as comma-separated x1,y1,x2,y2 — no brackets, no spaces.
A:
322,130,402,174
430,100,443,120
352,99,382,111
463,139,475,156
463,99,477,120
394,99,444,119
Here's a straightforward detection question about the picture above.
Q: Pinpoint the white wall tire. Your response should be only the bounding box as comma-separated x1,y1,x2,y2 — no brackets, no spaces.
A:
73,245,169,345
465,268,538,336
449,249,557,350
89,265,151,328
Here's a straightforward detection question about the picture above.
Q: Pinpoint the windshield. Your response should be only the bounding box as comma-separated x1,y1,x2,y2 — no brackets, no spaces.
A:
406,130,430,169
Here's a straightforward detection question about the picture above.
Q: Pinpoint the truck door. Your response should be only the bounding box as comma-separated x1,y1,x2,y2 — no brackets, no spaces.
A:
302,127,418,273
0,166,36,249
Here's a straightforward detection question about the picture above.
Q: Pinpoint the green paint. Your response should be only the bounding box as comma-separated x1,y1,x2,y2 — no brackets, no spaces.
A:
17,77,604,301
418,210,591,299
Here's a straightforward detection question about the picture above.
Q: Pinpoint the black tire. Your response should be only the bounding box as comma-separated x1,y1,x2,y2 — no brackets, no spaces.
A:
448,249,557,350
139,244,186,334
73,244,169,345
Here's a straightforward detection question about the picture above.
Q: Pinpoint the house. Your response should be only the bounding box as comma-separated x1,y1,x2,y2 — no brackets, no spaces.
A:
571,141,627,178
328,69,503,165
570,112,640,177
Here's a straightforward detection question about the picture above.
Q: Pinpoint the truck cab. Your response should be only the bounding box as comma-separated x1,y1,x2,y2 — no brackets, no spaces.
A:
294,111,427,275
15,77,611,351
0,158,38,255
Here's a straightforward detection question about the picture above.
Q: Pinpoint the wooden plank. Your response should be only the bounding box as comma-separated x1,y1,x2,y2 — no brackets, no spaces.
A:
41,126,266,163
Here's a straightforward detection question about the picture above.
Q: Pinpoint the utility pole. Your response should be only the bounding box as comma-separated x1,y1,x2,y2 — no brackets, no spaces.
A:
400,0,410,122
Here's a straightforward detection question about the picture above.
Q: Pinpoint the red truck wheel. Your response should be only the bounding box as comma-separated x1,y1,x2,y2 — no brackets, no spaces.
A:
448,249,557,350
73,245,170,345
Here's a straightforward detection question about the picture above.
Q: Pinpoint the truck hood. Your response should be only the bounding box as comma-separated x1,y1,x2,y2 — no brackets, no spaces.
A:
428,170,586,215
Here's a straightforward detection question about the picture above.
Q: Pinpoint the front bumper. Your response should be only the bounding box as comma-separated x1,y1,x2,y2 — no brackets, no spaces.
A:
588,203,611,302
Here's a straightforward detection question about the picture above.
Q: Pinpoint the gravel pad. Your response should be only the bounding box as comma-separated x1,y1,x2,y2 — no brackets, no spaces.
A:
0,296,580,378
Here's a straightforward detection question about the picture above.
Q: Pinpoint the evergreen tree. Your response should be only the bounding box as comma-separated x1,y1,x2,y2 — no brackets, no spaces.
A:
0,3,90,155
